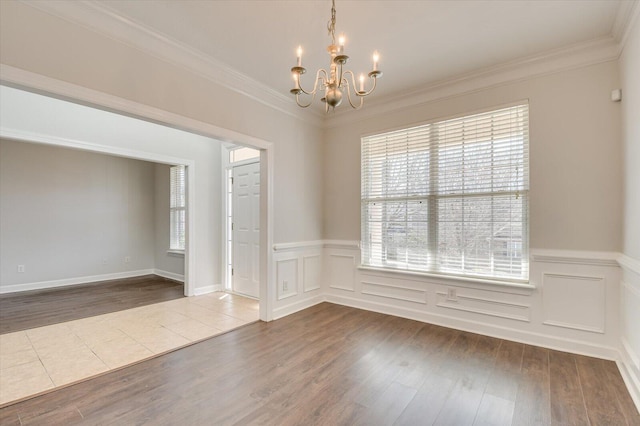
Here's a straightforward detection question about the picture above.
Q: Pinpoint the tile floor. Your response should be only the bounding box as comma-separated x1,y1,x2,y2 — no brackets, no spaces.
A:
0,292,259,406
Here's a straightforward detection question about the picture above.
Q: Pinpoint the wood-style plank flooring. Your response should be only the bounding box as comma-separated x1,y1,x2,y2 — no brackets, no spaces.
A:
0,303,638,425
0,275,184,334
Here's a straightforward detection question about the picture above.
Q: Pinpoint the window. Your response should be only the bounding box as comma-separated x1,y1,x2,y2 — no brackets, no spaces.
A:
229,147,259,163
361,103,529,282
170,165,186,251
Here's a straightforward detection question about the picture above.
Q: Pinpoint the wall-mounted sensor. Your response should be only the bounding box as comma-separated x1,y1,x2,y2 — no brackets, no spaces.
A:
611,89,622,102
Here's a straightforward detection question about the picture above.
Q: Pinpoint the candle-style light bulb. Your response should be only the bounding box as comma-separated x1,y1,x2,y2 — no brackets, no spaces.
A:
338,34,345,53
359,74,365,92
296,45,303,67
372,51,379,71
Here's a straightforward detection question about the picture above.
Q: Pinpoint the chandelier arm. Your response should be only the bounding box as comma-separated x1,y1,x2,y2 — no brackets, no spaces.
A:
341,70,358,94
297,69,328,96
295,91,316,108
342,77,365,110
360,74,379,97
342,70,379,97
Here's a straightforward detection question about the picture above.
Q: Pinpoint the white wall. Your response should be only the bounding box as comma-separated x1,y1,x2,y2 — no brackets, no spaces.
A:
0,139,156,291
619,11,640,409
154,163,185,279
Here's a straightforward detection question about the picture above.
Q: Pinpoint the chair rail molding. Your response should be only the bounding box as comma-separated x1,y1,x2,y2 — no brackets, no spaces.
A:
618,253,640,276
530,249,620,267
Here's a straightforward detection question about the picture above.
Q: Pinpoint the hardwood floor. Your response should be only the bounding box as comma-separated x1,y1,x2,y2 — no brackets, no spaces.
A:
0,275,184,334
0,303,638,425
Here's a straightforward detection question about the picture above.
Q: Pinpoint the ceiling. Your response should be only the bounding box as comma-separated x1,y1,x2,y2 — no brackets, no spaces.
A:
29,0,638,114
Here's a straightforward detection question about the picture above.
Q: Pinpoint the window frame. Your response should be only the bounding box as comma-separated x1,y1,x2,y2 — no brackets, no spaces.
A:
360,103,530,283
169,164,186,252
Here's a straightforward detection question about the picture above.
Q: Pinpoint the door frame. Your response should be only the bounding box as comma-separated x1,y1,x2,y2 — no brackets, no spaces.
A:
0,64,275,322
222,150,261,297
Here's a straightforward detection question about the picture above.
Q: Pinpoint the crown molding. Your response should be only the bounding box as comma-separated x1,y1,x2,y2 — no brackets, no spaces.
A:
618,0,640,54
613,0,639,44
21,0,324,128
325,36,621,128
19,0,637,130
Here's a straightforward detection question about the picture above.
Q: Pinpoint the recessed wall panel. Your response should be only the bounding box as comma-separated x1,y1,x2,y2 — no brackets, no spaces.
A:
327,254,355,291
542,273,605,333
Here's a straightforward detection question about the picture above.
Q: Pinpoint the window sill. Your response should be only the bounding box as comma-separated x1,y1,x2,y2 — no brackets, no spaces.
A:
167,249,185,257
357,265,534,292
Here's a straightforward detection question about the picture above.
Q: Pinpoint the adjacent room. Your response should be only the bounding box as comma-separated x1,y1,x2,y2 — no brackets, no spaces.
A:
0,138,189,331
0,0,638,424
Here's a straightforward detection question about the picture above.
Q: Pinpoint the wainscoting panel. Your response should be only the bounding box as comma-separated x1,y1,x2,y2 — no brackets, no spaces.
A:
621,280,640,370
435,291,531,322
303,255,321,292
322,242,622,359
327,254,356,292
361,279,427,304
542,273,605,333
271,241,634,411
276,258,298,301
272,243,323,319
619,255,640,409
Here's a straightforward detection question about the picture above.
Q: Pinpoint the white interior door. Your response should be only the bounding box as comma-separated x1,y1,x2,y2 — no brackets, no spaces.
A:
232,161,260,298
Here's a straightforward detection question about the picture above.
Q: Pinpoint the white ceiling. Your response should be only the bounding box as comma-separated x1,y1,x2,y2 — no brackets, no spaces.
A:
41,1,638,113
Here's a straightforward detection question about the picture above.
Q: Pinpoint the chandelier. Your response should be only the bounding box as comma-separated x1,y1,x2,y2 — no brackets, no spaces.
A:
290,0,382,112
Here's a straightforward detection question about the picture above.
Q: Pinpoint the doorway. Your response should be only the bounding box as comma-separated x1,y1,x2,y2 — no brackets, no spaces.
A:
225,146,261,299
1,80,274,322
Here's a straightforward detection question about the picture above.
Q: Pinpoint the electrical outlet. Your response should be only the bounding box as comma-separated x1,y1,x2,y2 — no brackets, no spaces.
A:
283,281,288,291
17,265,25,273
447,288,457,301
124,256,131,263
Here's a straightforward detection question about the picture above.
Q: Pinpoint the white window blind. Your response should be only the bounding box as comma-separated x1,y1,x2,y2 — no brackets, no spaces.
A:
361,104,529,282
170,165,186,251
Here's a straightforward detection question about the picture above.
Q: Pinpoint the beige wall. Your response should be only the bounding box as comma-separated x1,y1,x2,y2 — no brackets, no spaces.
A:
0,85,226,293
621,16,640,260
0,0,324,245
0,139,156,289
619,12,640,404
323,61,622,252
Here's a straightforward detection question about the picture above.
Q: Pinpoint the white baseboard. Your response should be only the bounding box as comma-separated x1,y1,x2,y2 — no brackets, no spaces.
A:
273,295,326,320
193,284,224,296
153,269,185,283
324,293,619,361
617,358,640,413
0,269,156,294
619,338,640,412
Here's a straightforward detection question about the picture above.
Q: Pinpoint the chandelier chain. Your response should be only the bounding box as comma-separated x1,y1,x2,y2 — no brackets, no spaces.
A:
327,0,336,44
